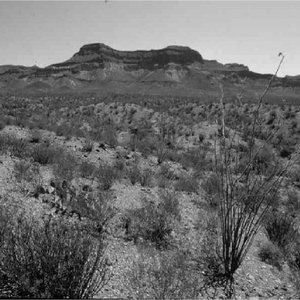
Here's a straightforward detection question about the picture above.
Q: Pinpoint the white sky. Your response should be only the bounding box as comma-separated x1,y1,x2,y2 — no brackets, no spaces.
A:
0,1,299,76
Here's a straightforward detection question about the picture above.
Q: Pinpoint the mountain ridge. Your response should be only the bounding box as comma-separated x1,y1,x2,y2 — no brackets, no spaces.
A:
0,43,299,101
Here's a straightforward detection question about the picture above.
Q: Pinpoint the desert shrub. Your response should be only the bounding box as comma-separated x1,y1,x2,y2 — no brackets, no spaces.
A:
82,139,93,153
14,160,39,183
29,129,42,143
30,143,58,165
0,120,5,131
11,138,30,158
53,151,77,182
90,123,118,148
264,211,297,250
192,213,226,297
114,156,126,174
96,164,118,190
201,173,222,209
286,190,300,212
140,168,154,187
68,190,116,235
54,123,69,137
279,144,294,159
0,215,111,298
125,248,199,300
79,161,97,179
125,192,181,249
0,135,30,158
289,166,300,184
254,144,274,174
180,145,210,174
158,162,175,180
257,241,283,270
126,164,142,185
174,173,199,194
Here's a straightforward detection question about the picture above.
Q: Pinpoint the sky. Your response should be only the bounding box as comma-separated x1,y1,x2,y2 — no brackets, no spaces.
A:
0,1,299,76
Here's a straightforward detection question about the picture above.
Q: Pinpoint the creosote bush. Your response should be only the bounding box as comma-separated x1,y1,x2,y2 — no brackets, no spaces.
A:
0,213,111,298
79,161,97,179
96,164,118,190
174,173,199,194
125,192,181,249
201,172,221,209
31,143,58,165
264,210,297,250
257,241,283,270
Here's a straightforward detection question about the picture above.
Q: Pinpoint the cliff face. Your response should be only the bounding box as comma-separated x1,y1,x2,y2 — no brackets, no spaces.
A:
49,43,204,70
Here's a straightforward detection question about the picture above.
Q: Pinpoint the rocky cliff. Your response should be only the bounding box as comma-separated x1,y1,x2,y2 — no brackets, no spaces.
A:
49,43,204,71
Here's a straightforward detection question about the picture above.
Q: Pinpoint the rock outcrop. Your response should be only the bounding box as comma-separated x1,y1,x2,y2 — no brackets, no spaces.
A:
49,43,204,71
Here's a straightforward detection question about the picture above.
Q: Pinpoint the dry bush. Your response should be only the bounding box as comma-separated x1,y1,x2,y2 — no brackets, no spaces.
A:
201,172,222,209
53,151,77,182
96,164,118,190
13,160,39,184
0,214,111,298
0,120,5,131
257,241,283,270
286,190,300,212
29,129,42,144
0,135,30,158
68,189,116,236
125,192,181,249
174,173,199,194
126,164,142,186
180,145,211,174
263,211,297,250
125,248,199,300
140,168,154,187
30,143,58,165
79,161,97,179
81,139,94,153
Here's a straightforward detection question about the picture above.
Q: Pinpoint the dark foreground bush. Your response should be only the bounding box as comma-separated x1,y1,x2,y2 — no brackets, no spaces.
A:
257,241,283,270
0,215,111,298
31,143,58,165
264,211,297,250
0,134,29,158
174,173,199,194
96,164,118,190
125,192,181,249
